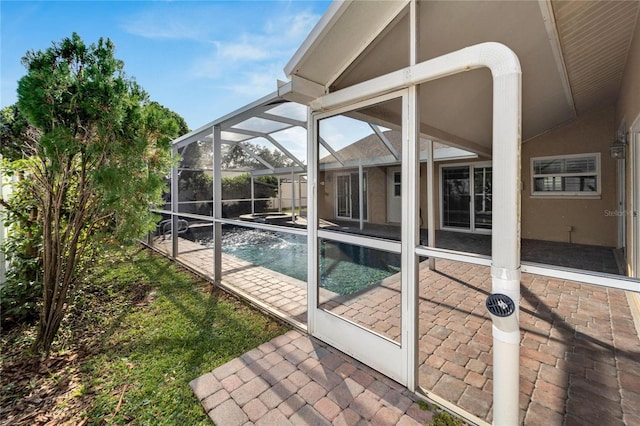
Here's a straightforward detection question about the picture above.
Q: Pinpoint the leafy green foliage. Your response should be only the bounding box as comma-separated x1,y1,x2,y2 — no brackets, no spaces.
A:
418,400,432,411
0,158,42,327
221,173,278,217
222,142,295,169
0,244,289,424
429,408,466,426
1,32,187,352
1,105,39,161
0,227,42,326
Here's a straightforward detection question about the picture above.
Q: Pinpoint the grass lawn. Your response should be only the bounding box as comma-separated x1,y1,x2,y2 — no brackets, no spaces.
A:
0,244,289,425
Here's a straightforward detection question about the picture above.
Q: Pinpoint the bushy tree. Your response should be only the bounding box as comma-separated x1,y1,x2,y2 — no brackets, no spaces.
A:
1,106,43,326
222,143,295,170
1,33,185,352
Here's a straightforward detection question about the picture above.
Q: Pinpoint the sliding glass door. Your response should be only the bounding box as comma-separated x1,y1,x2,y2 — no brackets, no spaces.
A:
442,164,492,232
336,173,368,220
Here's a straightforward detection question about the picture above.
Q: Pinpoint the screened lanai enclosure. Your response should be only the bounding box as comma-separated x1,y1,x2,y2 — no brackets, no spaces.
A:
147,90,634,309
146,95,311,326
148,92,640,425
146,92,493,324
148,2,640,424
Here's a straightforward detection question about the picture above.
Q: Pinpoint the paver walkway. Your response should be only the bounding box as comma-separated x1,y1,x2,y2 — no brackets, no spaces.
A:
190,329,435,426
149,236,640,425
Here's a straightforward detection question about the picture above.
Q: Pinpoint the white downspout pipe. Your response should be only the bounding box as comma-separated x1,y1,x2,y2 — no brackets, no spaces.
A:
310,42,522,425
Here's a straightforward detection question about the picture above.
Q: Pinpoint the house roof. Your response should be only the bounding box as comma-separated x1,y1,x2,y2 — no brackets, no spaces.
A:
285,0,640,152
319,129,476,168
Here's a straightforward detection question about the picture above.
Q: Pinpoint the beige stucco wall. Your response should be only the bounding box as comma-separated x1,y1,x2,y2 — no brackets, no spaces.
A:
322,105,619,249
318,171,333,220
521,106,618,246
368,167,387,224
417,106,618,247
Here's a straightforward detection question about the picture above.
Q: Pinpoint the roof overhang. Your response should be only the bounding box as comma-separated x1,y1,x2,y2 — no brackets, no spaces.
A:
284,0,640,153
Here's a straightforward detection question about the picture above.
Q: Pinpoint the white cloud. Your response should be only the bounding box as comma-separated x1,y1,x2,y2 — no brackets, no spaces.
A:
224,64,286,97
218,41,271,62
121,2,323,122
121,9,211,41
185,6,321,103
283,11,319,41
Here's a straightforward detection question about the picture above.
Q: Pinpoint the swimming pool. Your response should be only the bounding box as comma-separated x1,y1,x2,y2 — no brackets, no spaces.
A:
192,226,400,296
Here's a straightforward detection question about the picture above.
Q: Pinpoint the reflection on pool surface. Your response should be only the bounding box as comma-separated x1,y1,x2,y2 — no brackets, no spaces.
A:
193,226,400,296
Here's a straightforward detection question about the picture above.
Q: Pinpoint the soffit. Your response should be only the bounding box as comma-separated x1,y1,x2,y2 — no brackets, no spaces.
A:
286,0,409,87
331,1,576,149
291,0,640,155
551,0,640,114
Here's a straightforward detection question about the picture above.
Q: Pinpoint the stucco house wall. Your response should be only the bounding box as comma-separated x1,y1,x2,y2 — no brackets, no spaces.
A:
367,167,387,224
318,170,333,220
320,106,619,249
521,106,618,246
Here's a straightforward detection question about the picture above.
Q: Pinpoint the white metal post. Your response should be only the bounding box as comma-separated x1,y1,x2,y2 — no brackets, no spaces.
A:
171,147,179,259
426,139,436,270
307,108,318,333
213,126,222,284
278,177,282,212
251,175,255,214
297,175,302,223
489,59,522,426
291,170,296,222
404,85,419,392
358,160,364,231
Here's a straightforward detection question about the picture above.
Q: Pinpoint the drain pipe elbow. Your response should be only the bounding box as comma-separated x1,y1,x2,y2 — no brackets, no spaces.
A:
473,42,521,79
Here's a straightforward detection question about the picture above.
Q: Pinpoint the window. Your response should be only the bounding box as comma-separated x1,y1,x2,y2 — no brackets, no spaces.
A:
393,171,401,197
531,153,600,197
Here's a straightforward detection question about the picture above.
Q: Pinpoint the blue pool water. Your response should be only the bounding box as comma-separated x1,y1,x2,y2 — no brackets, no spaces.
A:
195,226,400,296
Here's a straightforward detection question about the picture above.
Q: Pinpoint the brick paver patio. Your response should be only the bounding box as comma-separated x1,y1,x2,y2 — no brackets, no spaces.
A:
149,236,640,425
190,330,435,426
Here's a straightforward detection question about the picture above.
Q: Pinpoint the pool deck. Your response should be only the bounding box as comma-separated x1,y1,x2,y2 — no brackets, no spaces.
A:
149,237,640,425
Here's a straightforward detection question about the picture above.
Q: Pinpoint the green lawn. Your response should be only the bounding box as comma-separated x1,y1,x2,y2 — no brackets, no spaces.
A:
1,245,289,425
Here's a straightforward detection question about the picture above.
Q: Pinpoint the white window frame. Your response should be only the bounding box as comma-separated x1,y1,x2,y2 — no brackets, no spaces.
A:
393,170,402,197
530,153,601,198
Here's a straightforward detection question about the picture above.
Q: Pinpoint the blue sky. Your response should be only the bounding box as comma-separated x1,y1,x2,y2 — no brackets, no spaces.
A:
1,0,331,130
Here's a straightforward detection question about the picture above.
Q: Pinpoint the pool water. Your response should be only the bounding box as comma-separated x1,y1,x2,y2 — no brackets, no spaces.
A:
195,226,400,296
